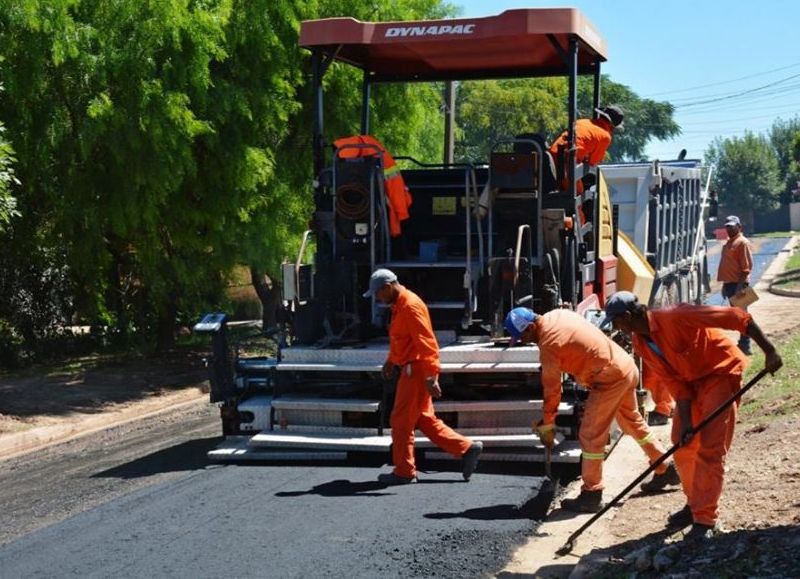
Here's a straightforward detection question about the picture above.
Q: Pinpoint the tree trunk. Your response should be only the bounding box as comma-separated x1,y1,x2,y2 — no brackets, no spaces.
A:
250,266,281,331
155,293,177,352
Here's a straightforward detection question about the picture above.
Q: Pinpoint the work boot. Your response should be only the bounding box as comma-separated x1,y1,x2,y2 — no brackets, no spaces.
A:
560,490,604,513
684,521,722,541
462,441,483,481
647,411,671,426
640,462,681,493
377,472,417,485
666,504,693,530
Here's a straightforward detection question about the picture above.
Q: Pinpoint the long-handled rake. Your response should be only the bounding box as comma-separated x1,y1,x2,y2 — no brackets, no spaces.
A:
555,367,770,557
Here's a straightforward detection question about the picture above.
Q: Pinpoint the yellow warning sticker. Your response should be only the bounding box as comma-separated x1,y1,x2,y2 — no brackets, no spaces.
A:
432,196,457,215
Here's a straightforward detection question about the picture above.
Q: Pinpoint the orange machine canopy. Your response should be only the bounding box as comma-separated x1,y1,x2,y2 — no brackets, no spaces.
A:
299,9,607,82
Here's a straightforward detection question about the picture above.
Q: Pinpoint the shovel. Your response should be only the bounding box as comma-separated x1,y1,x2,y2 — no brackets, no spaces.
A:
555,367,770,557
541,444,559,499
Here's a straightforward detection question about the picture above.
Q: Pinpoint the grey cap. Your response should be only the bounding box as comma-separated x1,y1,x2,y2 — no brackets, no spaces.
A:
362,268,398,298
724,215,741,227
601,291,639,328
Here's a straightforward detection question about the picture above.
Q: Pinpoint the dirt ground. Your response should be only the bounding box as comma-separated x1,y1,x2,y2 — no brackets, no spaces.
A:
0,350,208,437
585,238,800,578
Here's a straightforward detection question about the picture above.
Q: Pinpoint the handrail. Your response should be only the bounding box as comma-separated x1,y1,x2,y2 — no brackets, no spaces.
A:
514,224,533,306
295,230,315,306
490,137,546,267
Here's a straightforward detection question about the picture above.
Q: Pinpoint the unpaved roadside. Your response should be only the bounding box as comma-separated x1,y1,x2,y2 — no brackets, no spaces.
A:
501,235,800,578
0,350,209,460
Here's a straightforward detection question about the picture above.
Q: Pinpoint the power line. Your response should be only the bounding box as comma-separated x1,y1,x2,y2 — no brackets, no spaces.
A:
674,73,800,108
643,61,800,98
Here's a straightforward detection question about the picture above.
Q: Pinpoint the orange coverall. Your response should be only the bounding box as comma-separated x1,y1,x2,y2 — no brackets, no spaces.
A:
549,117,613,194
642,363,675,417
334,135,413,237
387,286,472,479
717,233,753,284
536,309,667,491
631,304,751,526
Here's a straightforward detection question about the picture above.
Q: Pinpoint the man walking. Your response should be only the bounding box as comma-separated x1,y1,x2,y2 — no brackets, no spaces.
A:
364,268,483,485
603,291,782,539
504,307,679,513
717,215,754,354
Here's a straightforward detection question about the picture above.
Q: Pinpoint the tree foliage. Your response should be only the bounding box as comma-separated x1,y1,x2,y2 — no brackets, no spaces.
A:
0,0,454,354
455,75,680,162
705,132,782,213
0,117,19,232
768,117,800,203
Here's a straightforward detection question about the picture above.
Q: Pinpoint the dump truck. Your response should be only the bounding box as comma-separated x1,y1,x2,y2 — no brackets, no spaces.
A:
195,9,710,466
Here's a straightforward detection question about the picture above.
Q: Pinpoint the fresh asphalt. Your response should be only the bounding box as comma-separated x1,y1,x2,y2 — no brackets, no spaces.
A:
0,454,547,578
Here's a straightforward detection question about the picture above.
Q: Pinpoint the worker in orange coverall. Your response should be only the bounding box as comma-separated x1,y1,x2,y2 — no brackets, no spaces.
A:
603,291,782,540
549,105,624,194
717,215,754,354
364,268,483,485
643,364,675,426
504,307,679,513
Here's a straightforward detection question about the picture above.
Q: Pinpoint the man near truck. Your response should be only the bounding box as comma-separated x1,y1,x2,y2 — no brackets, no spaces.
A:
717,215,754,354
603,291,782,540
503,307,679,513
364,268,483,485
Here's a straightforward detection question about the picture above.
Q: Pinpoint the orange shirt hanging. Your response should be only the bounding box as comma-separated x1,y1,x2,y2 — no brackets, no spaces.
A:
333,135,413,237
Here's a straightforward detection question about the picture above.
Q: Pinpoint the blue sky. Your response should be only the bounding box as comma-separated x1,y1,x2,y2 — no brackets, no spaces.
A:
456,0,800,160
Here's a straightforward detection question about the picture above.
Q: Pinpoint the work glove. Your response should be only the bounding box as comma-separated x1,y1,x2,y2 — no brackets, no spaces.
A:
535,421,556,449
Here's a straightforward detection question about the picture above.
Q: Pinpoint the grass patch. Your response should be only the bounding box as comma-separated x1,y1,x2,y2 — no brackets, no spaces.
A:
740,332,800,424
782,251,800,271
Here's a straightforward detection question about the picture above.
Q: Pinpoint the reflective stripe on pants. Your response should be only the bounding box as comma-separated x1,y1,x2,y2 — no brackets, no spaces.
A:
579,367,667,491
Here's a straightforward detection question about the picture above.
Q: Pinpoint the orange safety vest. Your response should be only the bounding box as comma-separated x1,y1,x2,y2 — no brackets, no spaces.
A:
333,135,413,237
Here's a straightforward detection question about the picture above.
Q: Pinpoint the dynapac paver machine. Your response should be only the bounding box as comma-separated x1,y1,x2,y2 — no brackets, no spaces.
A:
196,8,709,466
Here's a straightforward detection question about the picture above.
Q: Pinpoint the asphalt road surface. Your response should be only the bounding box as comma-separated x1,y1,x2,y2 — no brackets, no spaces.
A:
0,403,550,578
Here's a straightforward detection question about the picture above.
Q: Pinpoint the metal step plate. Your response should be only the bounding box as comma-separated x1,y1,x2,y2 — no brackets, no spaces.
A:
249,431,561,451
209,435,580,463
433,400,574,415
274,362,541,373
278,338,540,367
271,398,380,413
425,441,582,464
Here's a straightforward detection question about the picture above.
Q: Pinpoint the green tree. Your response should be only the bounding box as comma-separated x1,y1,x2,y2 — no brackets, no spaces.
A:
454,75,679,162
768,117,800,203
0,0,455,354
0,118,19,232
583,77,680,162
705,132,782,214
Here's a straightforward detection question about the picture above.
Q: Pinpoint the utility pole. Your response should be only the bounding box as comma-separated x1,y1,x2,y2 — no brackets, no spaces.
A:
443,81,455,165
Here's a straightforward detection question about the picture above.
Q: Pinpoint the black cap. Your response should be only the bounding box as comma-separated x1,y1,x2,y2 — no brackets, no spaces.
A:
596,105,624,130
